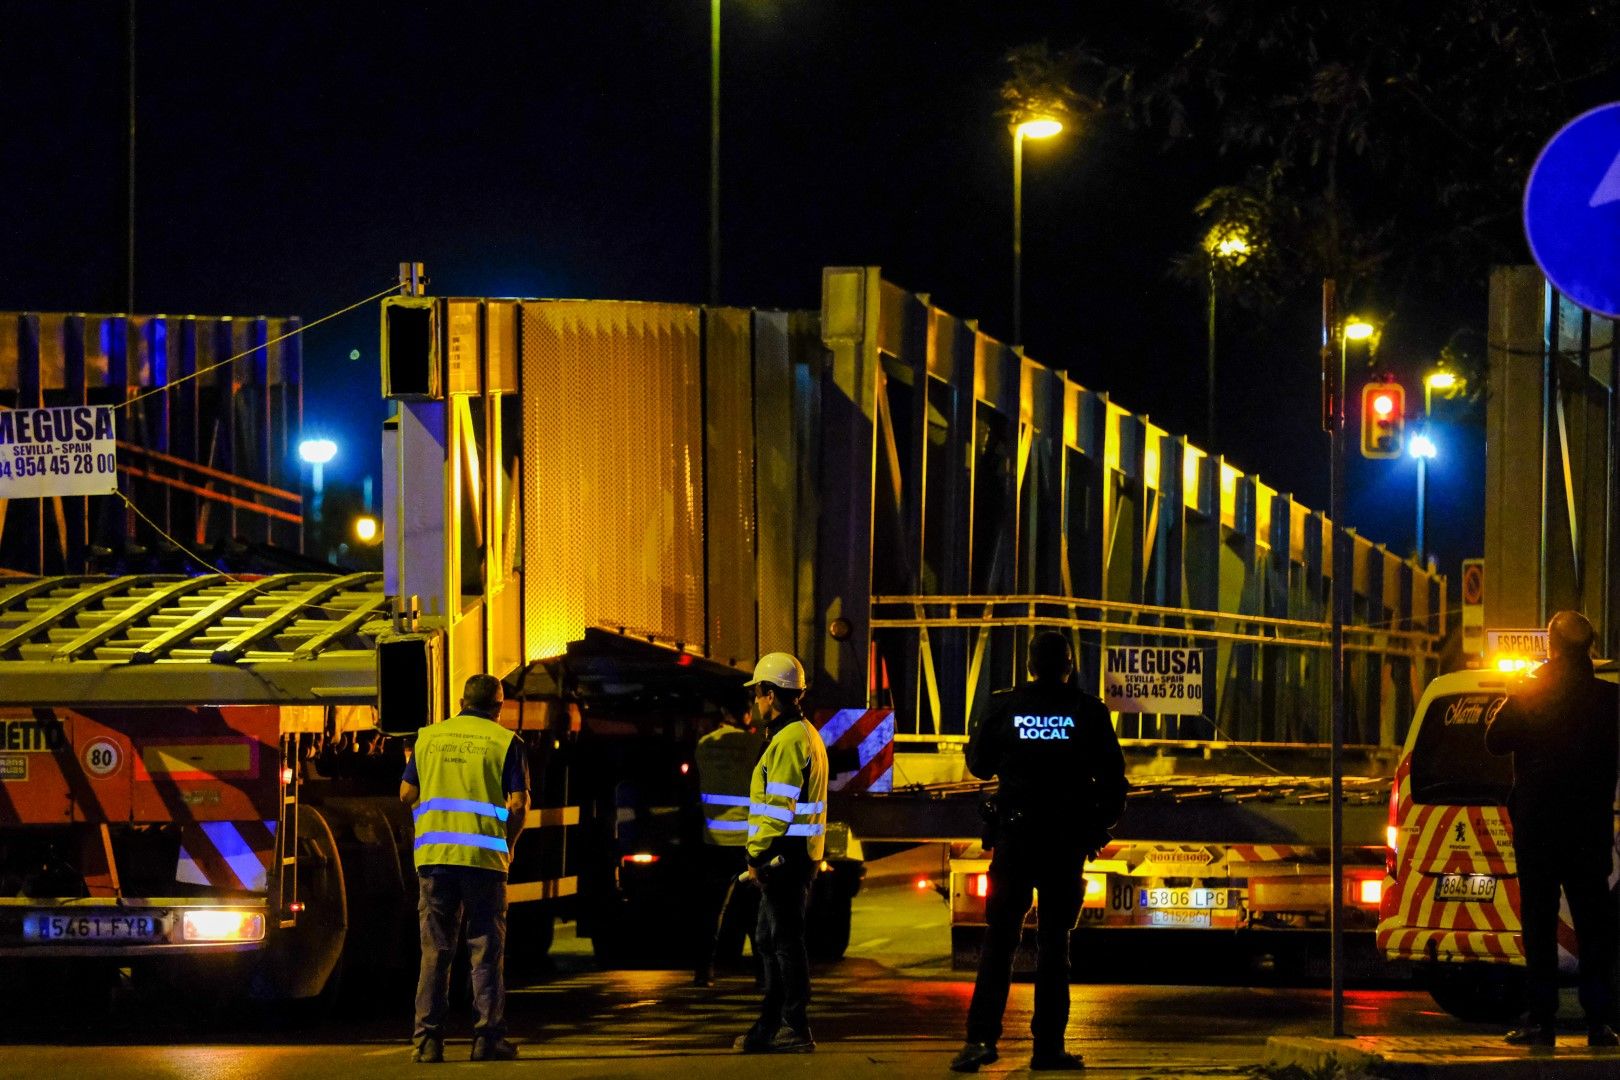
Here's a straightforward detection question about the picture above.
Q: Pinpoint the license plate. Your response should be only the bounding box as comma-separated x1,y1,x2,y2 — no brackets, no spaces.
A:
1435,874,1497,902
1145,909,1211,927
1140,887,1228,909
22,913,164,942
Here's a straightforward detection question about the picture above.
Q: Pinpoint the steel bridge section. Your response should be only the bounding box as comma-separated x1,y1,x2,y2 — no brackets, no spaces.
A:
818,268,1445,752
372,275,1441,755
0,311,304,573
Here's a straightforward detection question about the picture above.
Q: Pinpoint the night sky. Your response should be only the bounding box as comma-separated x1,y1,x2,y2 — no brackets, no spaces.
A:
1,2,1525,578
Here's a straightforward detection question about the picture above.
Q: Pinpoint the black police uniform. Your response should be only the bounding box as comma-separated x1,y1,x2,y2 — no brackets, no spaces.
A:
962,678,1128,1057
1485,653,1620,1029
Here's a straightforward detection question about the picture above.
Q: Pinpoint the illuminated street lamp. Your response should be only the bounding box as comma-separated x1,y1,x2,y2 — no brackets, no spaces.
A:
1203,222,1254,449
1343,318,1376,342
1413,368,1465,559
354,514,381,545
1012,116,1063,345
297,438,337,465
298,438,338,539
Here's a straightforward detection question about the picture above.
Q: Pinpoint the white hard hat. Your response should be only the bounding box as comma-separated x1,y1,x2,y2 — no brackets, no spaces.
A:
745,651,807,690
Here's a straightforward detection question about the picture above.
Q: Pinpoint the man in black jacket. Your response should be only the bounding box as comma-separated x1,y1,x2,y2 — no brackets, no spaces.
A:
1486,610,1620,1048
950,631,1128,1073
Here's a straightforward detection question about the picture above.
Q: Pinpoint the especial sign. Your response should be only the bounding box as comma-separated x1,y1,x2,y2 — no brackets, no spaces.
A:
0,405,119,498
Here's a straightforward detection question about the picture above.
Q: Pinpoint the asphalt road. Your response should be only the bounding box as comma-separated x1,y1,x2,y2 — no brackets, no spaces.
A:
0,847,1505,1079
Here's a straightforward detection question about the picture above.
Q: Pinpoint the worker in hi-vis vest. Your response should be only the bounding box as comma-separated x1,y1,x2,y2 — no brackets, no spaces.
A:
692,705,765,986
734,652,828,1055
400,674,530,1064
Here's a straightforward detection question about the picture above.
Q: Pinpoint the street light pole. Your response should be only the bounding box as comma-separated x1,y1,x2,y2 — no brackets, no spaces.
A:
708,0,721,306
1013,125,1025,345
1323,279,1347,1039
1010,118,1061,347
1207,265,1217,449
1202,228,1251,453
1417,379,1431,560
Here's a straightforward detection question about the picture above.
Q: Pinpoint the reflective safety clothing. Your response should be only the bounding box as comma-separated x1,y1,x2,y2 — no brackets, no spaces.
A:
412,713,519,873
696,724,766,847
747,710,829,864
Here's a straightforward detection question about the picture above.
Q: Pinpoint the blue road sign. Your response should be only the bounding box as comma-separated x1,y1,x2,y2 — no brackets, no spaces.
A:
1525,102,1620,319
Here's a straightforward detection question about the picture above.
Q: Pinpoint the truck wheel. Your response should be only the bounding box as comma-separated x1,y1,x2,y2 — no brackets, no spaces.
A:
1423,964,1525,1023
253,804,348,1006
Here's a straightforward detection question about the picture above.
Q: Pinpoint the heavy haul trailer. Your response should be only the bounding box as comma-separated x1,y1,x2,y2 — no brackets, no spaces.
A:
0,572,576,1002
373,266,1444,971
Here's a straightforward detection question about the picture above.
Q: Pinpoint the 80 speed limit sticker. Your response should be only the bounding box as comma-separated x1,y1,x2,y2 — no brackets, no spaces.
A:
81,737,124,778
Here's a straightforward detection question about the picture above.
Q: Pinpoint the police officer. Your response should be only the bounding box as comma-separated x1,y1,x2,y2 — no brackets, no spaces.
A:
693,704,765,986
734,652,828,1054
951,631,1127,1073
401,674,531,1064
1486,611,1619,1048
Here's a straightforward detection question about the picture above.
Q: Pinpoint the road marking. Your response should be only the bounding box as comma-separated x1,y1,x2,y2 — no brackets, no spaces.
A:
850,937,891,951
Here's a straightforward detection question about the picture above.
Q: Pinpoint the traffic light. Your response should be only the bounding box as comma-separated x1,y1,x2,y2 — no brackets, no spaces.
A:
1360,381,1406,459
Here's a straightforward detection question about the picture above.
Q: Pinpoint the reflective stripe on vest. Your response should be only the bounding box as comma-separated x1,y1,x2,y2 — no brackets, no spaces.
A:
412,714,516,873
696,726,763,848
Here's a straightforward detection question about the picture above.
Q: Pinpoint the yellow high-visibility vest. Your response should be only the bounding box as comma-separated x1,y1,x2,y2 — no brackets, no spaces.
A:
748,716,829,862
696,725,765,847
412,713,517,873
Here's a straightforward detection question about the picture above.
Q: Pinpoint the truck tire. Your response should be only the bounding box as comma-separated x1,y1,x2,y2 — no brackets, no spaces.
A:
1423,964,1525,1023
253,804,349,1005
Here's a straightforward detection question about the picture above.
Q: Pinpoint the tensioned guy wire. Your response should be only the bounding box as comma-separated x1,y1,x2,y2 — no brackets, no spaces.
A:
119,283,399,412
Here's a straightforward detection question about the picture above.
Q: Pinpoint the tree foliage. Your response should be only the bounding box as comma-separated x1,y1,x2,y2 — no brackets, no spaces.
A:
1103,0,1620,324
997,41,1101,128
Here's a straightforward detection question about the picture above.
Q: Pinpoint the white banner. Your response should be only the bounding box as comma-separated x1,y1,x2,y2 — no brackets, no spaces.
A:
0,406,119,498
1104,645,1206,715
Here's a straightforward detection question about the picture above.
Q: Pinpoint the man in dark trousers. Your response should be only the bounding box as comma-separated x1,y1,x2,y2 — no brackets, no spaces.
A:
692,704,765,986
401,674,530,1064
951,631,1128,1073
1486,610,1619,1048
734,652,828,1054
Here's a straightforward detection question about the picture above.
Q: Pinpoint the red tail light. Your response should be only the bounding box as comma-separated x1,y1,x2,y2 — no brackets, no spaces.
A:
972,873,989,899
1385,783,1400,877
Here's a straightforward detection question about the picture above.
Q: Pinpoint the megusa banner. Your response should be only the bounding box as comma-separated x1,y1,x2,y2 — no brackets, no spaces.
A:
1103,645,1206,716
0,406,119,498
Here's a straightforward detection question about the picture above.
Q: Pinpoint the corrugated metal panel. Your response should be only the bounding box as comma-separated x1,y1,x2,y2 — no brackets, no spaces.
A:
520,301,706,659
752,311,801,659
704,308,757,666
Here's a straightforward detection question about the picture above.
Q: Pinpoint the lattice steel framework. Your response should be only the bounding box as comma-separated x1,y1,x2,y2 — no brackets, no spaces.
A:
0,312,304,573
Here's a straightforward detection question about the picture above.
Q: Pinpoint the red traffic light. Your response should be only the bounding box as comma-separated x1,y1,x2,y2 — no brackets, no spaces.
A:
1360,381,1406,459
